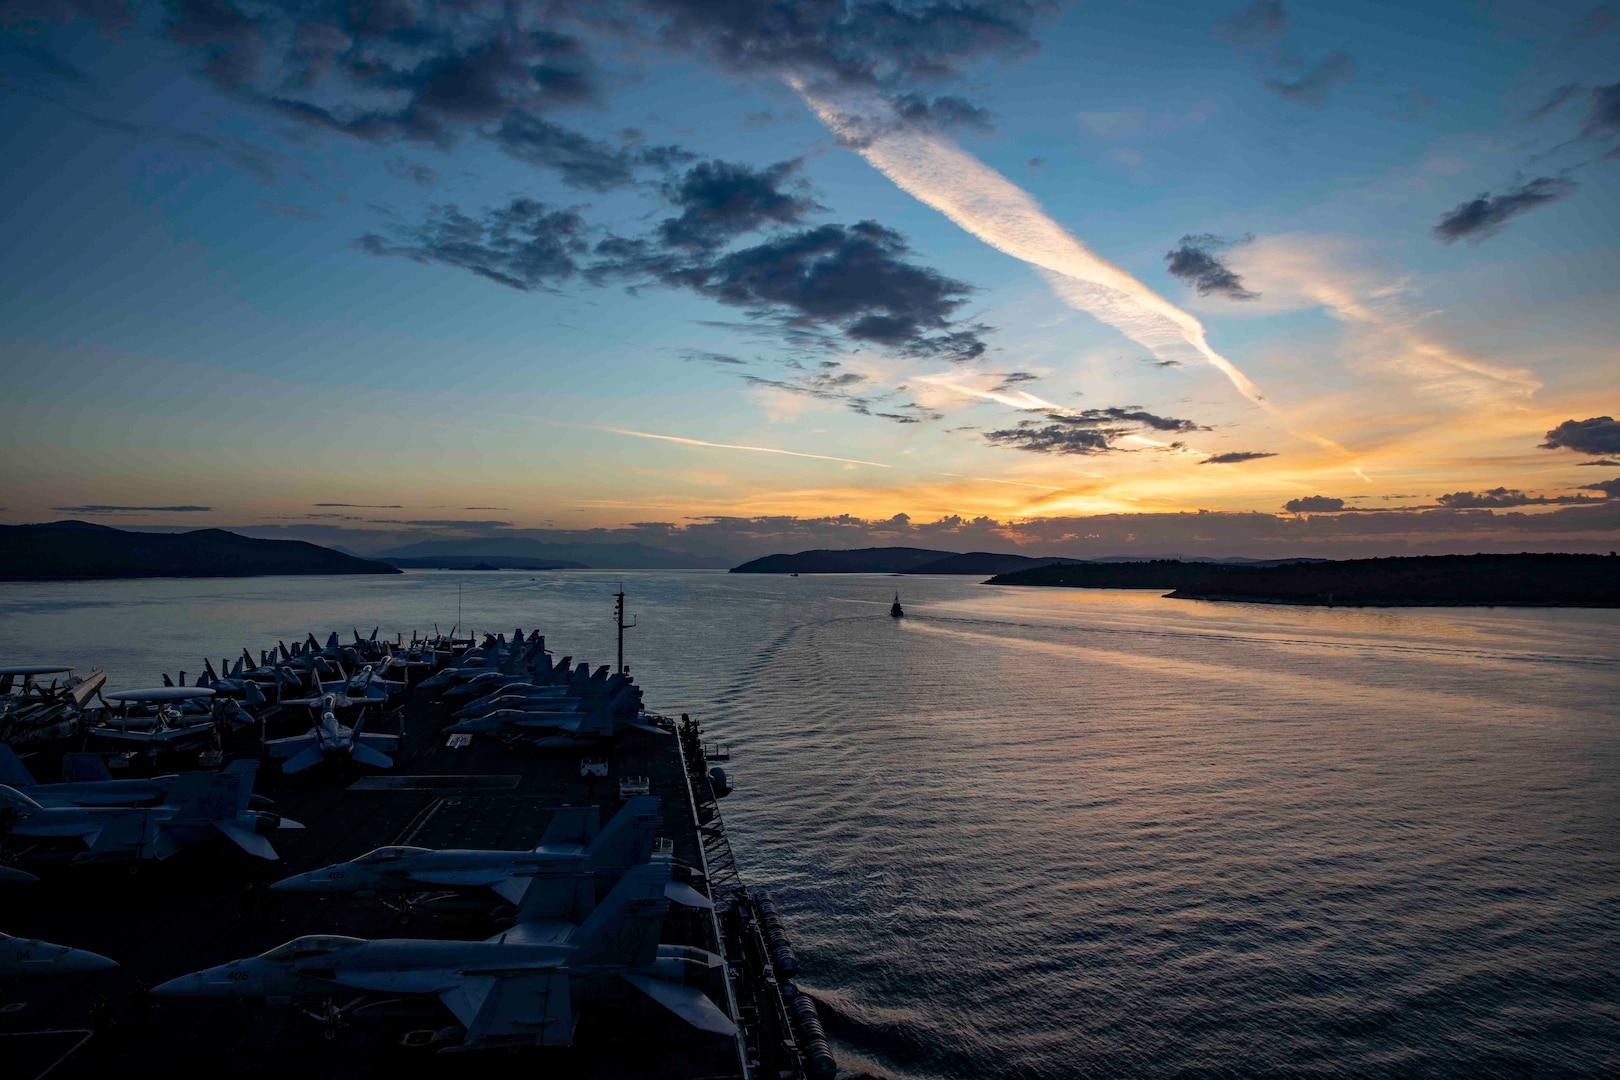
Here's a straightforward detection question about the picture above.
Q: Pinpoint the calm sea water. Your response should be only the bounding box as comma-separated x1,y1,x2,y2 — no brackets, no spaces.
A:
2,571,1617,1078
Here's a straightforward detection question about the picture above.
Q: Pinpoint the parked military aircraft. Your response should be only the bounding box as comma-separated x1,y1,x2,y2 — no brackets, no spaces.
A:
0,744,271,808
154,858,735,1050
90,687,225,753
270,796,675,908
0,760,301,863
266,694,398,774
1,932,117,978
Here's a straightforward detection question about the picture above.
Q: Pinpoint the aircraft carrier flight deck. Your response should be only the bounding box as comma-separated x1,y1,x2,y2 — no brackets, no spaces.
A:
0,620,831,1080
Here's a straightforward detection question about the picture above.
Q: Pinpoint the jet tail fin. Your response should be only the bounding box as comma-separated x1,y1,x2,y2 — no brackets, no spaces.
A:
0,744,37,788
444,974,575,1048
539,806,601,849
568,859,671,970
583,795,660,873
350,743,394,770
215,820,279,859
282,743,326,774
621,972,737,1035
165,761,257,819
60,752,114,783
512,867,595,925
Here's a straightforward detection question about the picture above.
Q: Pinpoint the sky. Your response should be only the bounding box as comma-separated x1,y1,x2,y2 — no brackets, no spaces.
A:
1,0,1617,560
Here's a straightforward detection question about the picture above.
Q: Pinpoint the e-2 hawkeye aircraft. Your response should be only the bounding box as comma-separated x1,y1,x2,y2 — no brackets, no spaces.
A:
0,760,301,863
265,692,398,774
153,857,735,1050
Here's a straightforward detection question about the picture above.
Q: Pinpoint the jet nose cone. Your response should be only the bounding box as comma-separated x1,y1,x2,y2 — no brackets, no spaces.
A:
152,972,204,997
67,948,119,974
270,871,318,891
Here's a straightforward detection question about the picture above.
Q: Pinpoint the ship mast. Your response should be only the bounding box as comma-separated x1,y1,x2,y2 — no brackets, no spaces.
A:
615,584,636,674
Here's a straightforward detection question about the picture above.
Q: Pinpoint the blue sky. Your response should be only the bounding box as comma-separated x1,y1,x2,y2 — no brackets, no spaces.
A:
1,1,1616,557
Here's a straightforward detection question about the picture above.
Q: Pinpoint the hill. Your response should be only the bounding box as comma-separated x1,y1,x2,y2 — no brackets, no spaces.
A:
0,522,401,580
377,537,728,570
988,554,1620,607
903,552,1073,575
730,547,955,573
380,556,588,571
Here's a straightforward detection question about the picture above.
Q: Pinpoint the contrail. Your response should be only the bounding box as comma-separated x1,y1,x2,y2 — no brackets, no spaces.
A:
797,86,1266,406
600,426,892,468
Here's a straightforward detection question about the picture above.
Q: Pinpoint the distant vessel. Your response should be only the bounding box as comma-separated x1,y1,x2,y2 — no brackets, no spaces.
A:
890,593,905,618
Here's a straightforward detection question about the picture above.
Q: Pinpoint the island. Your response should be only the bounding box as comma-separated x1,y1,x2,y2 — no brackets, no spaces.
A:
0,521,401,580
731,547,1071,575
987,553,1620,607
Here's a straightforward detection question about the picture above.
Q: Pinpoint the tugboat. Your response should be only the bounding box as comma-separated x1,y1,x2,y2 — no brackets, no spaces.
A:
890,592,905,618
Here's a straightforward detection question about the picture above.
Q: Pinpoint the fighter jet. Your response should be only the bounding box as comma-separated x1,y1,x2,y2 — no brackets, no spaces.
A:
0,745,272,809
196,659,273,704
154,858,734,1050
0,932,117,978
265,694,398,774
446,681,667,746
0,760,302,863
270,796,691,910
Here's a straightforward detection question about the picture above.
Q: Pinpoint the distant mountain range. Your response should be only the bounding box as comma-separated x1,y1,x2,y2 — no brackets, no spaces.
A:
380,556,588,571
377,537,731,570
0,522,400,580
728,547,1318,575
989,554,1620,607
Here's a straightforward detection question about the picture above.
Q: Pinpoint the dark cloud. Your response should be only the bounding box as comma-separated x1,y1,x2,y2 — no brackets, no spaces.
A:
657,159,820,252
162,0,264,90
270,28,596,144
1265,51,1355,108
604,0,1042,91
50,504,213,513
1567,5,1617,41
1026,156,1046,169
387,159,438,186
464,506,510,510
494,112,690,191
1202,450,1277,464
0,0,132,30
138,1,688,191
679,350,748,366
1575,458,1620,466
257,200,321,221
985,423,1116,455
356,199,589,292
990,371,1040,392
1435,487,1602,508
1529,83,1583,120
1581,82,1620,140
1144,357,1183,368
313,503,404,508
985,406,1204,455
1216,0,1288,48
1284,496,1345,513
1164,233,1258,300
1432,177,1575,243
605,220,988,362
889,92,994,133
1541,416,1620,455
1579,477,1620,497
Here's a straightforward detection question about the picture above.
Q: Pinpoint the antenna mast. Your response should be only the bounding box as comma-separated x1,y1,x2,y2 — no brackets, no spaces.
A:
615,584,637,674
